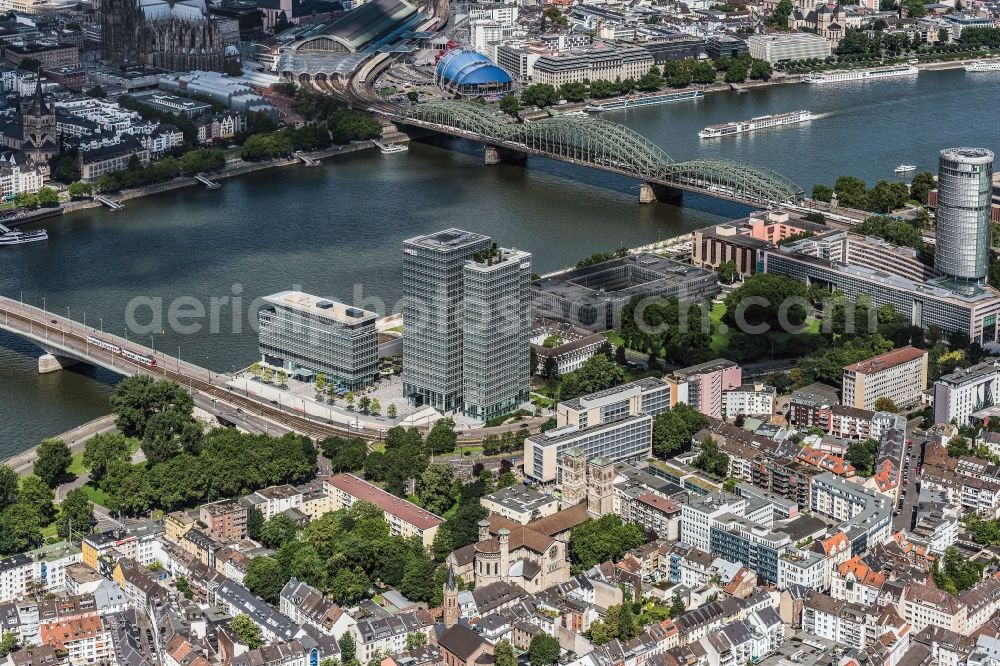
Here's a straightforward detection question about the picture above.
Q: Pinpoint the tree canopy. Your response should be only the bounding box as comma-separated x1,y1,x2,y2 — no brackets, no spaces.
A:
33,438,72,488
652,403,710,459
528,634,561,666
724,274,809,332
569,515,646,571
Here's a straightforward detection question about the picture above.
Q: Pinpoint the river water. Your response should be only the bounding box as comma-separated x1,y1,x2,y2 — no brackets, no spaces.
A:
1,67,998,459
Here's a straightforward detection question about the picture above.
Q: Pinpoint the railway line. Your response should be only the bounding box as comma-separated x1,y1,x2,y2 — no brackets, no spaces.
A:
0,297,537,446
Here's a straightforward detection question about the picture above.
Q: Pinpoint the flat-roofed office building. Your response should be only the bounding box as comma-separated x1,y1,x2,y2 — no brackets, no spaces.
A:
403,229,492,413
462,246,532,421
258,290,378,390
747,33,831,63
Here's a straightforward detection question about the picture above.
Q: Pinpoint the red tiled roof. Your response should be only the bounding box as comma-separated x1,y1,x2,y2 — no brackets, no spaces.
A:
819,531,849,555
795,446,855,476
837,555,886,589
327,474,444,529
637,493,681,515
39,615,103,649
844,346,926,374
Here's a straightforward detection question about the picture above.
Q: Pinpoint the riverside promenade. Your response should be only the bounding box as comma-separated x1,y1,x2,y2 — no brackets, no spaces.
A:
4,413,116,474
61,139,394,215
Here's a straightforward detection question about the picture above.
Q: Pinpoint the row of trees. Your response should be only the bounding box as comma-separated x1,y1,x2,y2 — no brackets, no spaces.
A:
853,215,926,251
95,149,226,194
12,187,59,208
90,428,317,515
510,56,771,110
87,376,317,514
812,175,913,213
320,420,458,498
240,122,341,161
481,430,530,456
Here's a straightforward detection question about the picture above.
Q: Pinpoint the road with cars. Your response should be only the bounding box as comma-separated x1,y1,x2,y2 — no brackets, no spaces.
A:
893,423,926,532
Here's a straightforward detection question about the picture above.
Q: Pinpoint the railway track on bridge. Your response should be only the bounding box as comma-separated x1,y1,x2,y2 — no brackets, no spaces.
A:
0,303,348,439
0,299,536,446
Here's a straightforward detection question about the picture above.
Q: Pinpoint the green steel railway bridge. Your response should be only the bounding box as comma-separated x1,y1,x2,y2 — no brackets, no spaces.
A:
390,101,803,206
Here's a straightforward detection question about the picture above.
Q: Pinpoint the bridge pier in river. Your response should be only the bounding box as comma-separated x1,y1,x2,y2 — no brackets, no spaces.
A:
38,352,80,374
484,145,527,166
639,182,684,205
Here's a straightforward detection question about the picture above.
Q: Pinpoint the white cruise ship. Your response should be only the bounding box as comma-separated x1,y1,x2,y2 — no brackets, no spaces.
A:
965,60,1000,71
804,65,918,83
0,228,47,245
698,109,817,139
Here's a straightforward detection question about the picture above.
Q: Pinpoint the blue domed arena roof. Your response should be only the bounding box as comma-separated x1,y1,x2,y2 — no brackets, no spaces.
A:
437,48,512,86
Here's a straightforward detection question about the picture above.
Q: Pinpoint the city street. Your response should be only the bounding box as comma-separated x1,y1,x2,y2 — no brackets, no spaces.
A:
892,419,927,533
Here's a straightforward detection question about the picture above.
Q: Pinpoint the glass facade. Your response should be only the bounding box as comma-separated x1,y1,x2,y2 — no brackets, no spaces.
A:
935,148,994,282
402,229,491,412
258,292,378,389
462,249,532,420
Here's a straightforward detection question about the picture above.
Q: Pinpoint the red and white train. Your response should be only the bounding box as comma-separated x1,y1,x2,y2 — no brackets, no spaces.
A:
86,336,157,368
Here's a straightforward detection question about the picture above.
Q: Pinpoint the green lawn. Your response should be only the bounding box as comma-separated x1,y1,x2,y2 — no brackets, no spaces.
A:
80,484,110,507
603,330,625,347
710,302,821,355
710,303,731,353
67,437,140,477
68,451,87,476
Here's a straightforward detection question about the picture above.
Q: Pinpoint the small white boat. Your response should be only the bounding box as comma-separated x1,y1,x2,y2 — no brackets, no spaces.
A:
0,228,47,245
373,140,408,154
894,164,917,173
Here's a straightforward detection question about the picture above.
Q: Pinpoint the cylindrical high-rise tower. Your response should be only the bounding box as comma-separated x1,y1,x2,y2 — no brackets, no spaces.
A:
934,147,994,283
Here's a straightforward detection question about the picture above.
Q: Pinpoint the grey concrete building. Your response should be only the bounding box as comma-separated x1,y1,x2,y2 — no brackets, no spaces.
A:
531,253,720,332
764,231,1000,343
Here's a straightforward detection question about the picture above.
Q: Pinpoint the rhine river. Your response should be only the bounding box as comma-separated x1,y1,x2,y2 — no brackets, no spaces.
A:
1,67,999,458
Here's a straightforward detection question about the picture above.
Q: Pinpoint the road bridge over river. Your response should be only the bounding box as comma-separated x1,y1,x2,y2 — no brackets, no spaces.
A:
0,296,542,445
0,296,386,441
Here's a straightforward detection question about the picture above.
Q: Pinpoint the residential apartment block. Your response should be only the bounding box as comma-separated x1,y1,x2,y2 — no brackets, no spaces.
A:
667,359,742,419
934,360,1000,426
324,474,443,549
841,346,928,411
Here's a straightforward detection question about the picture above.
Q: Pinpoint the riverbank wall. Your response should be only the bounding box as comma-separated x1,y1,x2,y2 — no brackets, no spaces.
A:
60,140,387,216
3,414,117,473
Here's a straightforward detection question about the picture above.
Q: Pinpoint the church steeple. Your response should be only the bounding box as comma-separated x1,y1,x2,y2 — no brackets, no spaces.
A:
443,564,459,628
31,71,48,117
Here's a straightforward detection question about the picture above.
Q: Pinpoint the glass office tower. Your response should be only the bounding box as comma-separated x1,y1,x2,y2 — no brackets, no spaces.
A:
402,229,491,412
935,147,994,283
